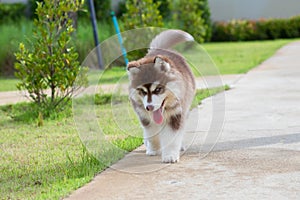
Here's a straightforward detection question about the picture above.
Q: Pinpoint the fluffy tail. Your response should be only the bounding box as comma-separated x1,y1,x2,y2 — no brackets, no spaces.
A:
148,29,194,53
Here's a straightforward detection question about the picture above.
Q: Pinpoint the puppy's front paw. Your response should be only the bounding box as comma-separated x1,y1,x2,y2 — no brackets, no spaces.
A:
146,150,157,156
162,154,179,163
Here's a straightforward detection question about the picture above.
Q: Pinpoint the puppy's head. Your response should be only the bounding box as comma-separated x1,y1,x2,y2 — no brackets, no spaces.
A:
127,56,180,124
127,55,171,80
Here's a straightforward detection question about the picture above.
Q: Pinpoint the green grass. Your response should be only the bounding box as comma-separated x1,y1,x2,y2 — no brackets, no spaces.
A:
202,40,295,74
191,85,230,108
76,20,115,62
0,86,226,199
0,99,141,199
0,77,19,92
0,20,34,81
0,21,33,68
88,67,127,85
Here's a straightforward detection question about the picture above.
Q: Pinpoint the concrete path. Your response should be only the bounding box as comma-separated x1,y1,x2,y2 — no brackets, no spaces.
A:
0,90,29,105
65,41,300,200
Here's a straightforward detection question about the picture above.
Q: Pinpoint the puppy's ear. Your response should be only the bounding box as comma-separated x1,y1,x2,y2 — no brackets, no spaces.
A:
154,55,171,72
127,61,140,80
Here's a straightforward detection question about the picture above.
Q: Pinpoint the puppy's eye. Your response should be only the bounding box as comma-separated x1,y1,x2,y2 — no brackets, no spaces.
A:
138,89,147,96
153,87,163,94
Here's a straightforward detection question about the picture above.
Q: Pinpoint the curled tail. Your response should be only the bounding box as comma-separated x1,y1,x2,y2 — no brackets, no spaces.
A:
148,29,194,53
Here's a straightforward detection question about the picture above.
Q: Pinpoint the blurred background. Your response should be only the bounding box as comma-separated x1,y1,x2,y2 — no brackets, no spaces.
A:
1,0,300,76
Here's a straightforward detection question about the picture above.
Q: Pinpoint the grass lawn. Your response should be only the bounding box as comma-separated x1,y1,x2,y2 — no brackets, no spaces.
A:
0,98,138,199
1,39,296,92
202,39,295,74
0,78,19,92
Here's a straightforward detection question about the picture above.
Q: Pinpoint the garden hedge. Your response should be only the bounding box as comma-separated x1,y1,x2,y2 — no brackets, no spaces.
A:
211,15,300,41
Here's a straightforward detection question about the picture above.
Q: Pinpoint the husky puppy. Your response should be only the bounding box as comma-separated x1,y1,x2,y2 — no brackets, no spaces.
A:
127,30,196,163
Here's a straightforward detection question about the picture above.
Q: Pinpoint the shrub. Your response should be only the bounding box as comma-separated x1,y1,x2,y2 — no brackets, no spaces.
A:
284,16,300,38
122,0,163,30
154,0,170,19
252,19,268,40
178,0,206,43
14,0,88,115
170,0,212,43
212,20,256,41
198,0,212,41
121,0,164,61
0,3,26,24
212,15,300,41
78,0,112,21
28,0,43,19
94,0,111,21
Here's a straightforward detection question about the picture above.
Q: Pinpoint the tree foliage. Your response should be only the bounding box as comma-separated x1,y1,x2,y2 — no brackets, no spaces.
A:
121,0,211,42
14,0,88,114
78,0,112,21
122,0,164,30
198,0,212,41
121,0,164,61
170,0,203,43
94,0,111,21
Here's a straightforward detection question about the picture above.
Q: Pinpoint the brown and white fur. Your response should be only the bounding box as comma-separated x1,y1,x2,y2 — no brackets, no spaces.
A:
127,30,196,163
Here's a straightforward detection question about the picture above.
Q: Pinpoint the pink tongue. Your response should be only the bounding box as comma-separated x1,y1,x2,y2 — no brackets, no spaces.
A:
153,108,163,124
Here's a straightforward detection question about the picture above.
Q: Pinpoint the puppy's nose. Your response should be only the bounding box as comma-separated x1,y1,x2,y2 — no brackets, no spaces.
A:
146,105,154,111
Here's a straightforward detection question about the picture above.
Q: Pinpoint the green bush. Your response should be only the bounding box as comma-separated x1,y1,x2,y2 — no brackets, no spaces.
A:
0,3,26,24
94,0,111,21
27,0,43,19
78,0,112,21
177,0,205,43
253,20,269,40
121,0,164,61
170,0,212,43
284,16,300,38
14,0,88,115
122,0,163,30
212,15,300,41
198,0,212,41
154,0,170,19
212,20,256,41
